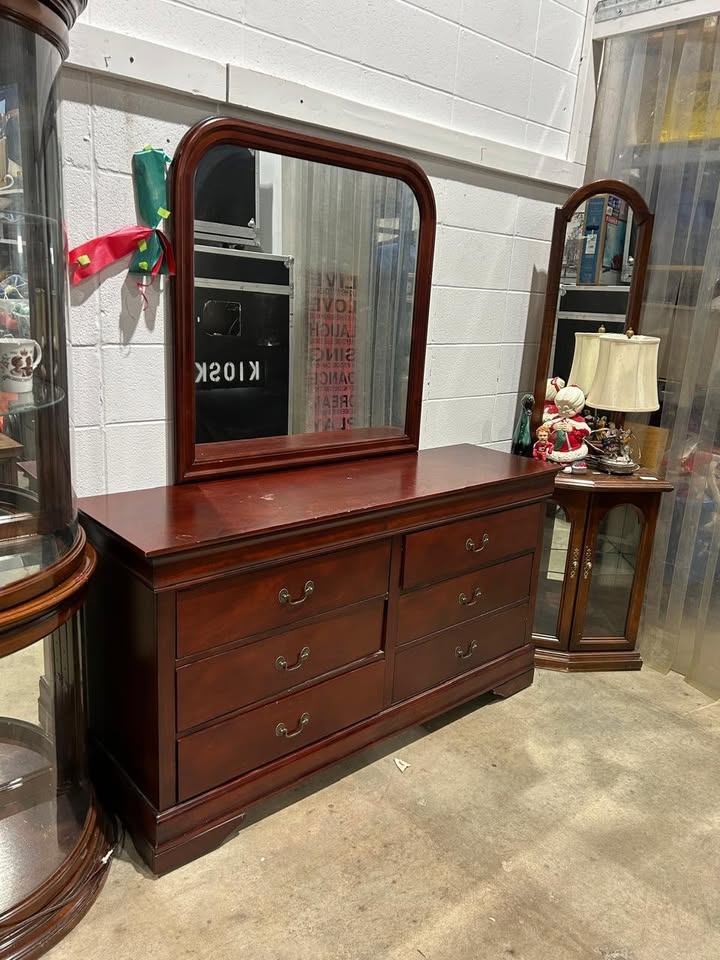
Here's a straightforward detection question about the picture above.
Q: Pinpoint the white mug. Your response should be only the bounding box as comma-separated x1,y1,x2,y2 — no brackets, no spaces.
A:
0,338,42,393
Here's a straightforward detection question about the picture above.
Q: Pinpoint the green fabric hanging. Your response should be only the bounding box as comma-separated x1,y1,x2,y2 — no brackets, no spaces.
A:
129,146,171,276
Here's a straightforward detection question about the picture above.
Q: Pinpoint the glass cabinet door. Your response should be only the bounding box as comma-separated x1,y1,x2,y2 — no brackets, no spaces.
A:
571,500,646,648
533,494,587,649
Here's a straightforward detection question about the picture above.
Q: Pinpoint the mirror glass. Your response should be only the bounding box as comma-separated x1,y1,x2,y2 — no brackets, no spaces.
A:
192,146,419,446
547,195,635,394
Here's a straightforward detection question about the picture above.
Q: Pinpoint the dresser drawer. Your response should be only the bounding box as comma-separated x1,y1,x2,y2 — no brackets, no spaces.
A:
177,540,391,658
177,659,385,801
176,598,385,731
397,553,533,645
402,503,540,589
392,604,529,703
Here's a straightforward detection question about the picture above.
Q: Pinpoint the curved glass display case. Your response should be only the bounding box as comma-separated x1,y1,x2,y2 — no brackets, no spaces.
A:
0,5,79,609
0,614,110,958
0,3,112,958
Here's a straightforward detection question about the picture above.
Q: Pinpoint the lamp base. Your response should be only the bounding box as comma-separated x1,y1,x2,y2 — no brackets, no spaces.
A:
586,455,639,475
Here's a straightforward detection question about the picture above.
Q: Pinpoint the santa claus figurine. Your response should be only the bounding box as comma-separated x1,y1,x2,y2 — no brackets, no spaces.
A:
543,376,566,422
547,385,590,472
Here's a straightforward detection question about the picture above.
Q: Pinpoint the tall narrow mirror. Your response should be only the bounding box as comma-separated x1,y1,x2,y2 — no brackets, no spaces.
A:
531,180,654,435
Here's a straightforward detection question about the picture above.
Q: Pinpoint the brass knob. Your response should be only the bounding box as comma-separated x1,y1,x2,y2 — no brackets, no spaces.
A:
459,587,482,607
278,580,314,606
465,533,489,553
455,638,478,660
275,712,310,739
276,647,311,672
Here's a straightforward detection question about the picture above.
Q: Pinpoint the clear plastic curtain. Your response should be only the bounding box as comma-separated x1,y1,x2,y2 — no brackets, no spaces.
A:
587,17,720,695
282,158,416,435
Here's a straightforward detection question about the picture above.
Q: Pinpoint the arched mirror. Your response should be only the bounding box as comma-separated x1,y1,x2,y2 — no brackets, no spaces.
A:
531,179,654,436
170,117,436,482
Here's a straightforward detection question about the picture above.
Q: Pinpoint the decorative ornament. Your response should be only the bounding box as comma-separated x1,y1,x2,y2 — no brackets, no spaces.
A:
68,146,175,287
511,393,534,457
532,422,553,462
546,384,591,472
543,376,565,422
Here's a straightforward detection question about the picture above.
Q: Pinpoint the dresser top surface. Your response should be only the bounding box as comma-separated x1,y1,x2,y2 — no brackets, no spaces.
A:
79,444,556,558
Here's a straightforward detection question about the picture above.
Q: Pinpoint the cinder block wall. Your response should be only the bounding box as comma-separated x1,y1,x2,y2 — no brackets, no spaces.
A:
64,0,589,495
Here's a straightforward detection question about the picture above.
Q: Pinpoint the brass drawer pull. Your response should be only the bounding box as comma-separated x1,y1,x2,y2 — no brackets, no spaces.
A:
275,712,310,739
459,587,482,606
278,580,315,606
276,646,311,672
455,638,478,660
465,533,489,553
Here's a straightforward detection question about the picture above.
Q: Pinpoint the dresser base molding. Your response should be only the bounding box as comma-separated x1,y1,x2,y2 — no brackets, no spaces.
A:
534,648,643,672
92,644,534,875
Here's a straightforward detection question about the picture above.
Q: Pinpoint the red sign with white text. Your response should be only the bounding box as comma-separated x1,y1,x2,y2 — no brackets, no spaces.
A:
307,272,356,432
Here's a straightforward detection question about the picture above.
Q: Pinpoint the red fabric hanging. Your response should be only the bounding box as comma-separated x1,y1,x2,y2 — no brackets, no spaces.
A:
68,225,175,285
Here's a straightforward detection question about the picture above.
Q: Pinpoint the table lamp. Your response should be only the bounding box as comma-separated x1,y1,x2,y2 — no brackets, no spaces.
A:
585,330,660,473
567,330,603,395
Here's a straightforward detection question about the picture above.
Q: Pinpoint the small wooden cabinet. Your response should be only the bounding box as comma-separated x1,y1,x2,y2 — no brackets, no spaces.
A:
80,445,556,873
533,471,672,671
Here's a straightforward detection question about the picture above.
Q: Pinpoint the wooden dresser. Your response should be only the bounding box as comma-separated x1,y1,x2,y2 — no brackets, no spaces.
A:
80,445,556,873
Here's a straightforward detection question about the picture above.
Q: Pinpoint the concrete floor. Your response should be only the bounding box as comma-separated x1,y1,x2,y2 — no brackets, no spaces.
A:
46,667,720,960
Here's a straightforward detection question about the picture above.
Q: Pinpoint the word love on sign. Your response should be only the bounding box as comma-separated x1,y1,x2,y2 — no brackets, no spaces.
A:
195,359,264,385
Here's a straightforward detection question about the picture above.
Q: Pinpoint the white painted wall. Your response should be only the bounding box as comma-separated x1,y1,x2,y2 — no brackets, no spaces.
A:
62,0,590,496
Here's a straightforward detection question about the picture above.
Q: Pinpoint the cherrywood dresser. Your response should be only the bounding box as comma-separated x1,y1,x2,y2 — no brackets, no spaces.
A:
80,445,556,873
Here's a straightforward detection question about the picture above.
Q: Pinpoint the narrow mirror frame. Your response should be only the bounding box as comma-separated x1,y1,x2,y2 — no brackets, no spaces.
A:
530,178,654,436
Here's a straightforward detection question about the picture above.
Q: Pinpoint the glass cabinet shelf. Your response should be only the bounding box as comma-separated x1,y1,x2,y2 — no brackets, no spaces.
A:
0,382,65,414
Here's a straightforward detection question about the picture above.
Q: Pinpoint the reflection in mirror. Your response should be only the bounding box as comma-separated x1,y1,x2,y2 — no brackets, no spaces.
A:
549,195,632,391
192,146,419,447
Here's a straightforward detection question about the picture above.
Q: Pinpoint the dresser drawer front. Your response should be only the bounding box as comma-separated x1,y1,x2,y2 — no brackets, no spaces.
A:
176,598,385,731
402,504,540,589
177,659,385,801
392,604,528,703
177,540,391,658
397,553,533,645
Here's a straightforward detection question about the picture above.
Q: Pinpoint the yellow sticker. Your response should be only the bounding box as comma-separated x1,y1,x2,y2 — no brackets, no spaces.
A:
157,207,170,219
144,144,153,151
77,254,91,266
138,260,149,271
138,239,148,252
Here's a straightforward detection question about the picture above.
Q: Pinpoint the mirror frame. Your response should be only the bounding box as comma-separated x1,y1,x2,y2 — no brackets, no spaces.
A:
531,178,654,436
170,116,436,483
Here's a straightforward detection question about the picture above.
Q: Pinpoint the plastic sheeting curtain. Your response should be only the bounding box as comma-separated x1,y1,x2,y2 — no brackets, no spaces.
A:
587,16,720,694
281,158,417,436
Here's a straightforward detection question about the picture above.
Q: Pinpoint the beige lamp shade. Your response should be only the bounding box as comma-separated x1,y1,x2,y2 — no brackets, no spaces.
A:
586,333,660,412
567,332,601,394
